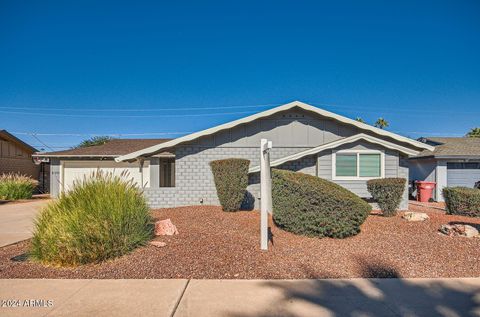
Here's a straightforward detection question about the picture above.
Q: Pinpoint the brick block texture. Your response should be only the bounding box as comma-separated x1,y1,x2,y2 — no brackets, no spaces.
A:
145,145,313,209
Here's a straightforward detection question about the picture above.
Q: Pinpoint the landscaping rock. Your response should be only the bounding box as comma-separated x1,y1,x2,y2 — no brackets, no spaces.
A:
154,219,178,236
149,241,167,248
439,224,479,238
402,212,429,222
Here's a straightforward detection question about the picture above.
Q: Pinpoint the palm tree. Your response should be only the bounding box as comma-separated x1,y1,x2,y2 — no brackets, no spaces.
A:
355,117,365,123
466,127,480,138
374,118,389,129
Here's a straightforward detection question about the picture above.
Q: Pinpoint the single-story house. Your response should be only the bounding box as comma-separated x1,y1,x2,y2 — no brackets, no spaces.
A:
409,137,480,201
35,101,434,209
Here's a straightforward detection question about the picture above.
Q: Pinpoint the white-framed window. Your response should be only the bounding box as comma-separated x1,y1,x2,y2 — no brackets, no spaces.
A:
332,150,385,180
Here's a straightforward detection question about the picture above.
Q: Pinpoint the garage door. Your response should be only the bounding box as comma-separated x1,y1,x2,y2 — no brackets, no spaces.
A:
62,161,150,192
447,162,480,188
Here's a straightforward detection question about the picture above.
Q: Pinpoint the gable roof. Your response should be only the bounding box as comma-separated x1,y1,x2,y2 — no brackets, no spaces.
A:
414,137,480,159
116,101,434,162
249,133,420,173
34,138,173,158
0,130,38,153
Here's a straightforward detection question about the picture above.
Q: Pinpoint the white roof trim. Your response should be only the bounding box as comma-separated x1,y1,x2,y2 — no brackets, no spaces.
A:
33,154,119,158
248,133,420,173
33,154,175,158
116,101,434,162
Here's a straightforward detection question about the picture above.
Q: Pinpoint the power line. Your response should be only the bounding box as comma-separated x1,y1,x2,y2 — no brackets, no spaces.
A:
1,101,479,115
30,134,55,151
0,109,258,118
0,103,279,112
11,131,192,136
310,101,480,115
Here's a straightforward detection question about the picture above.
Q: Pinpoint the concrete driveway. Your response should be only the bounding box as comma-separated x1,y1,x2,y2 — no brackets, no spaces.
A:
0,200,49,247
1,278,479,316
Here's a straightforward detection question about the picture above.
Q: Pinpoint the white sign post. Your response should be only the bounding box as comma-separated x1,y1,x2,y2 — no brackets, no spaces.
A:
260,138,272,251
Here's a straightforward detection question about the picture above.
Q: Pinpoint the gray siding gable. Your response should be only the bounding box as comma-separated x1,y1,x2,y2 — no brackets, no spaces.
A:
187,108,359,148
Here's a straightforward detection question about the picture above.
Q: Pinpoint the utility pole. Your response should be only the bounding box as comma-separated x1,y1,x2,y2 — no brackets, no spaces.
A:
260,138,272,251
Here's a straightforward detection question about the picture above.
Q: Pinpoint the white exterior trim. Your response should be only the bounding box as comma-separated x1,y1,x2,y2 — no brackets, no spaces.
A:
116,101,433,162
332,149,385,181
34,154,175,158
36,154,119,158
435,161,447,202
248,133,419,173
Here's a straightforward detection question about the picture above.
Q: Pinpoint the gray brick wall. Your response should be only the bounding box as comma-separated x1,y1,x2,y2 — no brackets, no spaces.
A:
143,187,177,208
146,143,408,211
146,146,312,209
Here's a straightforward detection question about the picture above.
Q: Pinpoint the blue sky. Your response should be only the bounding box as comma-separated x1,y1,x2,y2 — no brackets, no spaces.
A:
1,0,479,151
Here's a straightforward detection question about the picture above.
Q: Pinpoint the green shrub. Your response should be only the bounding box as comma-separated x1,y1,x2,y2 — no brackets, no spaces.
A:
367,178,406,217
210,158,250,211
30,172,152,266
272,169,371,238
443,187,480,217
0,173,38,200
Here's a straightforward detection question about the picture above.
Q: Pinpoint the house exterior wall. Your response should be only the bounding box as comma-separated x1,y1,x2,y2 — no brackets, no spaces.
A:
145,109,410,210
0,139,39,178
408,158,480,202
316,141,409,210
144,146,313,209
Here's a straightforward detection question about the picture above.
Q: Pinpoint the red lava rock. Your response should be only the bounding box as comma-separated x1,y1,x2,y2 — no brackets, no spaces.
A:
149,241,167,248
1,203,480,279
154,219,178,236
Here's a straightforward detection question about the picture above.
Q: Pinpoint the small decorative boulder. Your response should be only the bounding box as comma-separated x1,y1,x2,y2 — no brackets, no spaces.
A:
154,219,179,236
402,212,429,222
440,224,479,238
149,241,167,248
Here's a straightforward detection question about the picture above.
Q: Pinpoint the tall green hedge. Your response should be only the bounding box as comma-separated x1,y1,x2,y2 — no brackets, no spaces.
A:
443,187,480,217
367,178,406,216
272,169,371,238
210,158,250,212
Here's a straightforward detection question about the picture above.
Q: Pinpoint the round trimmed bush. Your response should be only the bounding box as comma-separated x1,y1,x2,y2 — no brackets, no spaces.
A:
210,158,250,212
443,187,480,217
0,173,38,200
272,169,371,238
367,178,406,217
30,172,152,266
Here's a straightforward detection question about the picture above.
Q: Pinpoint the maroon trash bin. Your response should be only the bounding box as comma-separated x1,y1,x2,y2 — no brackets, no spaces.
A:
415,181,436,202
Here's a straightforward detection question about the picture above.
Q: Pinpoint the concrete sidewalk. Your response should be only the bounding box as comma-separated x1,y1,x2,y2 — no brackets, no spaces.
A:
1,278,479,316
0,200,49,247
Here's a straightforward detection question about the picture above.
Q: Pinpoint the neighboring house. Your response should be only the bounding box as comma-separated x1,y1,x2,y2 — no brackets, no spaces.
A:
409,137,480,201
0,129,40,178
35,101,433,209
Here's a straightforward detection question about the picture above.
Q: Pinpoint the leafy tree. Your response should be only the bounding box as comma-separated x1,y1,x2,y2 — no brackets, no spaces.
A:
355,117,365,123
374,117,389,129
75,136,112,148
466,127,480,138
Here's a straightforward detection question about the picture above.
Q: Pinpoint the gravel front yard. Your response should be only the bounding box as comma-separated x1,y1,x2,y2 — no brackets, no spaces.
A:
1,204,479,279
